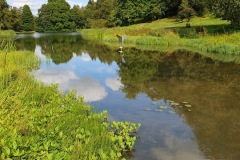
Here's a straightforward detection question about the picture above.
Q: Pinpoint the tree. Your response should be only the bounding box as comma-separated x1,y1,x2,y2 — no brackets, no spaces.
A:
0,0,9,29
22,5,34,31
36,0,81,32
70,5,87,29
106,0,181,27
188,0,206,16
205,0,240,26
177,0,196,22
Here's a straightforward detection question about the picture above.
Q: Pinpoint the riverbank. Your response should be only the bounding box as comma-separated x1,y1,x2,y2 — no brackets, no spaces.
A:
79,17,240,55
0,40,140,159
0,30,16,37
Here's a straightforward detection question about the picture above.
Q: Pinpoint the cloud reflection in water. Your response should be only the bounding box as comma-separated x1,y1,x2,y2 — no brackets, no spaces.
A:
105,77,123,91
33,69,107,102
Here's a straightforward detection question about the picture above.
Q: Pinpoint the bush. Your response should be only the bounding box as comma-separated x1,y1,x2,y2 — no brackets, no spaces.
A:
173,28,198,38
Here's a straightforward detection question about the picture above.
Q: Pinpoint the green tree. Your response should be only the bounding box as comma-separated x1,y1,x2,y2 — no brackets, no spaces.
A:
0,0,9,29
22,5,34,31
205,0,240,26
70,5,87,29
8,7,22,31
36,0,82,32
107,0,181,26
177,0,196,22
188,0,206,16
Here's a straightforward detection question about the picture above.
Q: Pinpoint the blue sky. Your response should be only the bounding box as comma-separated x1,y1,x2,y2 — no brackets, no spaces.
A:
6,0,89,15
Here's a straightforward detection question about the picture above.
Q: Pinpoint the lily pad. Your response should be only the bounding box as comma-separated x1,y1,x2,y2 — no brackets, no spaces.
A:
155,109,164,112
171,102,179,106
168,110,176,114
145,108,151,111
185,104,192,108
160,106,168,109
152,101,159,105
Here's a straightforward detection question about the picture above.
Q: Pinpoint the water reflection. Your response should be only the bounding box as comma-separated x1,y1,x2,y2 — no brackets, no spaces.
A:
16,33,240,160
105,77,123,91
34,68,107,102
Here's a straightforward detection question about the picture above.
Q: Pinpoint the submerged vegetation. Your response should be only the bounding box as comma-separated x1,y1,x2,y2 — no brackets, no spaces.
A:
0,40,140,159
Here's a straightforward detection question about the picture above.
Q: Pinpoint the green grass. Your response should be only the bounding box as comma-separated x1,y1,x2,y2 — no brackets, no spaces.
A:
0,41,140,159
0,30,16,37
79,17,240,56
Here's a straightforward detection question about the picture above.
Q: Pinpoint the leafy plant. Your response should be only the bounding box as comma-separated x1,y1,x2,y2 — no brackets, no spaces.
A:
0,45,141,159
111,122,141,152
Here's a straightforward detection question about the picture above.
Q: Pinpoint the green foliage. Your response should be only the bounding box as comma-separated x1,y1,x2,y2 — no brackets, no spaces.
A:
0,0,22,31
0,30,16,37
22,5,34,31
188,0,206,16
178,0,196,22
206,0,240,26
111,122,141,152
173,28,198,38
82,0,181,27
80,16,240,55
36,0,86,32
0,0,9,29
0,47,140,159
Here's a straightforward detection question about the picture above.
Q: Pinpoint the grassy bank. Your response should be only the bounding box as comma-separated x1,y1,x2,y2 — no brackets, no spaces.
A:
0,42,140,159
79,17,240,55
0,30,16,37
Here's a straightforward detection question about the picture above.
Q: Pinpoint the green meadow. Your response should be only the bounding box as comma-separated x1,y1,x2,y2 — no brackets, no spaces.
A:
79,17,240,56
0,39,140,159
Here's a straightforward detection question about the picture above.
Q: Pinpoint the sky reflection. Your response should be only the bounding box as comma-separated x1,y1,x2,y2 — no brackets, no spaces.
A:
34,68,108,102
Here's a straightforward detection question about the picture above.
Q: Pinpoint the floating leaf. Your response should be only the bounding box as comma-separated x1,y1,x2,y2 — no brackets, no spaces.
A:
160,106,168,109
168,110,176,114
182,102,189,104
171,102,179,106
152,101,159,105
155,109,164,112
145,108,151,111
185,104,192,108
188,109,193,112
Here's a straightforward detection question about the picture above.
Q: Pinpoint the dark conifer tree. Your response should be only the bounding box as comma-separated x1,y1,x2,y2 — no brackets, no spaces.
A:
22,5,34,31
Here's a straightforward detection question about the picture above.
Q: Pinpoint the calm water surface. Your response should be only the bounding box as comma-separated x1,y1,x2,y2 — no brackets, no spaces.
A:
16,33,240,160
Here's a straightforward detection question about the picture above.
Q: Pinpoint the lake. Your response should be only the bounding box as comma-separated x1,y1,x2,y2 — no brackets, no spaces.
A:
16,33,240,160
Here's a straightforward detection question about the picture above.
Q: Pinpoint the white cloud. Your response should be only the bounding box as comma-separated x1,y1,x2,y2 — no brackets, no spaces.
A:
33,68,107,102
105,77,123,91
59,78,107,102
12,0,47,15
33,69,78,84
66,0,83,7
11,0,85,16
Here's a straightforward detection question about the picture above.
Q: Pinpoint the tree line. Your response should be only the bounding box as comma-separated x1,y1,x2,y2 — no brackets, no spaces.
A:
0,0,239,32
